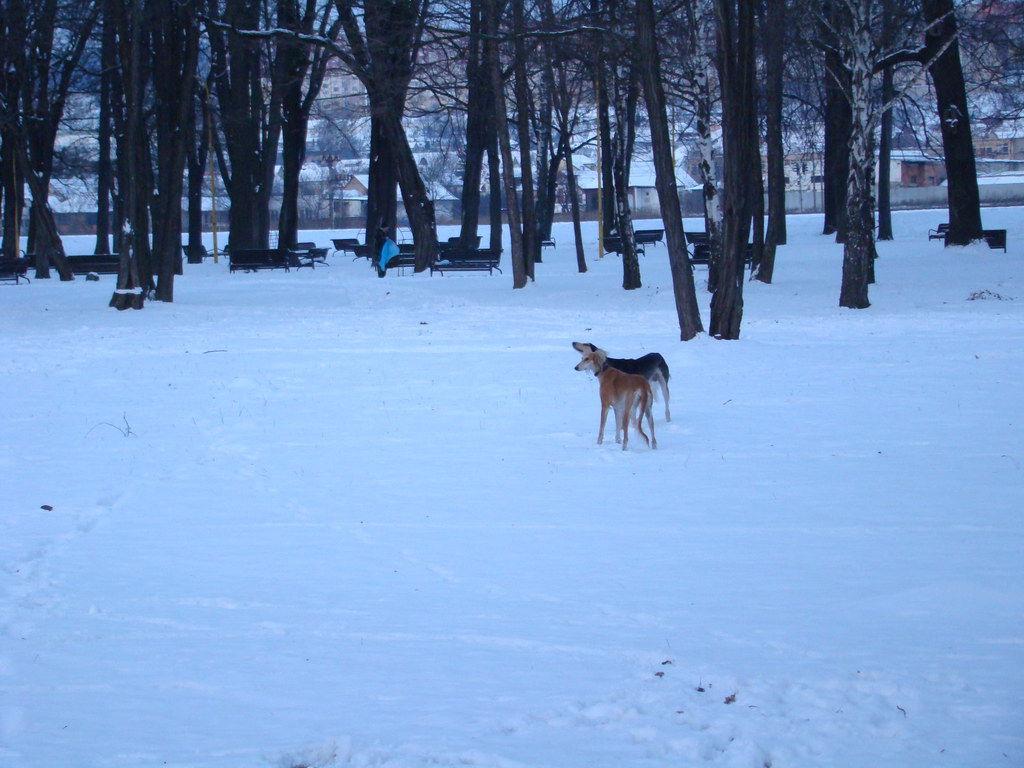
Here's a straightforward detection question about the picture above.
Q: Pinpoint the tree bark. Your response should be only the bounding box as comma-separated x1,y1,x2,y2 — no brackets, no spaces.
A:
710,0,756,339
635,0,703,339
458,0,488,247
838,0,878,309
95,6,115,255
512,0,538,279
150,0,200,301
758,0,786,282
688,0,722,293
921,0,982,245
486,0,527,287
821,1,850,239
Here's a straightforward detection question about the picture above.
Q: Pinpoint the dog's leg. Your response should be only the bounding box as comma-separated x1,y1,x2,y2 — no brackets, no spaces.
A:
598,403,609,445
645,387,657,449
620,394,629,451
655,372,671,422
614,402,624,444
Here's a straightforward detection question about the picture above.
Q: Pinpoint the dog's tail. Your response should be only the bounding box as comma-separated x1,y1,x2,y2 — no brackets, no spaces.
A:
635,387,652,448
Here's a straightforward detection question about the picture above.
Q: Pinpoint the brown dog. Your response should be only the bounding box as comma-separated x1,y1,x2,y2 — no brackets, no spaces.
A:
575,346,656,451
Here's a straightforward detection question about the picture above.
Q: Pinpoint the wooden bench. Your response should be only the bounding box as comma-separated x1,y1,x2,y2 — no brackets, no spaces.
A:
66,254,121,274
685,231,711,264
930,225,1007,251
438,235,482,255
290,242,328,268
541,237,556,249
982,229,1007,252
229,248,297,272
601,235,645,257
684,232,753,266
430,248,503,275
350,243,373,261
332,238,363,259
182,243,218,262
635,228,665,248
0,259,30,284
378,250,417,276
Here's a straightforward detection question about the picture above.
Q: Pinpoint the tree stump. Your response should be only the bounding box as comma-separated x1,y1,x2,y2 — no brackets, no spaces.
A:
109,289,144,311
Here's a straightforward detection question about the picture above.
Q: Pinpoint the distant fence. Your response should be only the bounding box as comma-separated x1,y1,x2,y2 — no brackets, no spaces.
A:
41,182,1024,234
783,184,1024,214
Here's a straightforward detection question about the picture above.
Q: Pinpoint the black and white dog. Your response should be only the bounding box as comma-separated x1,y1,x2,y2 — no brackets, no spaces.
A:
572,342,671,422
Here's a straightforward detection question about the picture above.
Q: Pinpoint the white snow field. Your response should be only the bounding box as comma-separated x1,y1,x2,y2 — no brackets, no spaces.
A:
1,207,1022,768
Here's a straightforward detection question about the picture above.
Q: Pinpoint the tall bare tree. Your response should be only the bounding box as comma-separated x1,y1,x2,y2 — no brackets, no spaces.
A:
335,0,438,272
635,0,704,339
710,0,758,338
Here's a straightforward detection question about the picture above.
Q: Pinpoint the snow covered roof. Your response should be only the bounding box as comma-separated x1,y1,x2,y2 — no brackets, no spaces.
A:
573,159,699,191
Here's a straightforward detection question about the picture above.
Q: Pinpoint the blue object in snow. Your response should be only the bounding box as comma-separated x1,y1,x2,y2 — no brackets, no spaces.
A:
378,238,400,270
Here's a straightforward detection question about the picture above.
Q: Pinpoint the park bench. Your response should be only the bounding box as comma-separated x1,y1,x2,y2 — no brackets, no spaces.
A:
182,243,218,262
685,231,711,264
684,231,753,266
635,228,665,248
378,249,417,276
601,235,645,257
332,237,363,259
290,242,328,268
430,248,503,275
982,229,1007,252
0,258,30,284
229,248,298,272
438,235,482,255
929,225,1007,251
541,236,556,249
66,254,121,274
350,243,373,261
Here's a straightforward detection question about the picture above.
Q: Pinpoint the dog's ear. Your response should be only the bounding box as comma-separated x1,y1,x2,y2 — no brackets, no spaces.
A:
572,341,597,354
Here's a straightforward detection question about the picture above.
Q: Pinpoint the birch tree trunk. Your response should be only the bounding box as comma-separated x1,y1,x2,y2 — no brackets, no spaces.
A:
689,0,722,293
838,0,877,309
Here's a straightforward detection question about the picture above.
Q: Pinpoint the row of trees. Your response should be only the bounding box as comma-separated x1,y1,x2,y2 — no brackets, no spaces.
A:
0,0,1020,334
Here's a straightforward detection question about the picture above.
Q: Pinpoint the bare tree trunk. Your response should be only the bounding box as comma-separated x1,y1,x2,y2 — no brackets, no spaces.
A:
563,131,587,273
512,0,537,279
95,7,115,255
689,0,722,293
757,0,786,282
877,62,894,241
150,0,200,301
186,80,208,262
838,0,878,309
711,0,756,339
635,0,703,339
876,0,895,241
486,0,527,287
822,1,850,239
208,0,278,251
458,0,488,247
921,0,982,245
109,0,144,310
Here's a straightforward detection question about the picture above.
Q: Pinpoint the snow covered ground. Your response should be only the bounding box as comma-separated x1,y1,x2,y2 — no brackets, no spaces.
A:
1,207,1022,768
